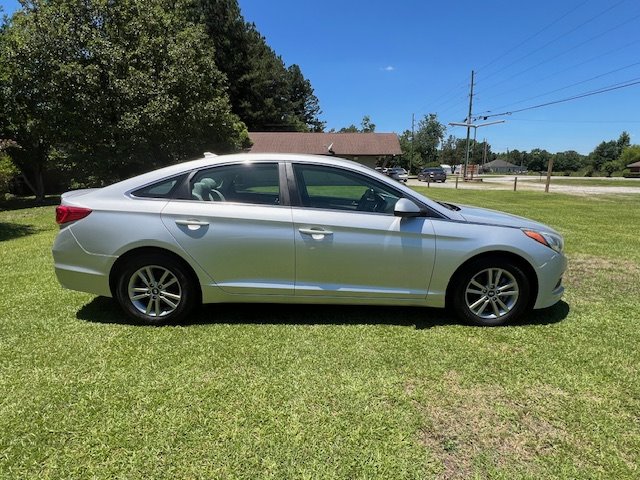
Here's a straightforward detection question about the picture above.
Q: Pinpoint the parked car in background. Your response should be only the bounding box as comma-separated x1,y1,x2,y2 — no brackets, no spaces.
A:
52,153,566,327
418,167,447,183
386,167,409,183
440,164,453,175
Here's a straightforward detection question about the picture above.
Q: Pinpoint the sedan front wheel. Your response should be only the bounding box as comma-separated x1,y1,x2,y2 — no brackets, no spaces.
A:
451,258,531,326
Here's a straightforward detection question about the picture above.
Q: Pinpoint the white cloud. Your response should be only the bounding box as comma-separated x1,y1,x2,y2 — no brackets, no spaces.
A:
382,65,395,71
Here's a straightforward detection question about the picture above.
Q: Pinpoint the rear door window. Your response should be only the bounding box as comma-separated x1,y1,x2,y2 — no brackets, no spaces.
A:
190,163,281,206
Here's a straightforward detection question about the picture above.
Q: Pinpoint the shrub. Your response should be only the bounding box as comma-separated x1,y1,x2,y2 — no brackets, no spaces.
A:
0,154,19,197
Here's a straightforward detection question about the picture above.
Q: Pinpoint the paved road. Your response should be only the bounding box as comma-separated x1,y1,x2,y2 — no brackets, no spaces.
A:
406,176,640,196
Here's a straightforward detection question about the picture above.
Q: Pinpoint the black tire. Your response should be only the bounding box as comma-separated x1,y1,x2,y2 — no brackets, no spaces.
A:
115,253,199,325
450,257,531,326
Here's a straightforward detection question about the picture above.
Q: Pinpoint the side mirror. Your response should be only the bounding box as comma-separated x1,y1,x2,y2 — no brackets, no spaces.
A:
394,198,423,217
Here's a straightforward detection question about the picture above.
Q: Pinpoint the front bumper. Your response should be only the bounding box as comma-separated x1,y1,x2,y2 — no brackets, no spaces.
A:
533,252,567,309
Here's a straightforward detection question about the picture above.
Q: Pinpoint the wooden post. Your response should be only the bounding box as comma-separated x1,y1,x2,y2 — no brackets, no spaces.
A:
455,176,459,189
545,157,554,193
514,176,518,191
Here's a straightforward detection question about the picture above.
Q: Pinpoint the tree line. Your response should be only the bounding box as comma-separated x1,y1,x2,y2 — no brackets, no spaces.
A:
389,114,640,177
0,0,324,200
493,132,639,177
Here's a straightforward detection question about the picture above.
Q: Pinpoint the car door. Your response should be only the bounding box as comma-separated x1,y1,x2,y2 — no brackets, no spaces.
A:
290,163,436,300
161,161,295,295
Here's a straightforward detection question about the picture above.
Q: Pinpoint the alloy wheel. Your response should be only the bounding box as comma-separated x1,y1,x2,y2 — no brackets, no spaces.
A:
127,265,182,318
464,268,519,319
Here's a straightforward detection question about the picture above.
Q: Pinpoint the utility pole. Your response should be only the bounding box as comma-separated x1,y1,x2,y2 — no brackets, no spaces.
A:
463,70,474,180
410,113,415,174
482,138,488,167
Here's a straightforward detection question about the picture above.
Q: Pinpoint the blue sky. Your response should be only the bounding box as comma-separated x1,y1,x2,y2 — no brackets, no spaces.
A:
3,0,640,154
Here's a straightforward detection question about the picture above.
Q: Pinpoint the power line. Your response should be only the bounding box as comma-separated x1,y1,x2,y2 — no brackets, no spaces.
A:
417,80,468,114
430,96,470,117
476,0,591,75
487,61,640,113
477,0,628,84
510,118,640,124
475,9,640,97
482,77,640,118
474,37,640,108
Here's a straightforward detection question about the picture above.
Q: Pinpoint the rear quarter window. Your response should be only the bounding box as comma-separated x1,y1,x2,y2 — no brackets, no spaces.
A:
131,174,186,199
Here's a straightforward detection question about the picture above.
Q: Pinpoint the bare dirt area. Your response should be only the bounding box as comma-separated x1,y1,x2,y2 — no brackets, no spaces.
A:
408,176,640,196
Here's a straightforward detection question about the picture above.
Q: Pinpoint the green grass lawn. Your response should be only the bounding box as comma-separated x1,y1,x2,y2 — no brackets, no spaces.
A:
1,191,639,479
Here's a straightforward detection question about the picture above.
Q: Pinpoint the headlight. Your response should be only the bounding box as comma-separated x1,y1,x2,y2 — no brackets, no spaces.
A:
523,229,564,253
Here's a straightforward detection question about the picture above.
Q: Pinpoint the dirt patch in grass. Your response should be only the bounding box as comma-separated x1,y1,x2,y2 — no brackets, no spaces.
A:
564,254,640,296
413,371,568,479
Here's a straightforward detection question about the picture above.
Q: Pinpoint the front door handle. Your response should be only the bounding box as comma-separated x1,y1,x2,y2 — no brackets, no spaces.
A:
299,227,333,239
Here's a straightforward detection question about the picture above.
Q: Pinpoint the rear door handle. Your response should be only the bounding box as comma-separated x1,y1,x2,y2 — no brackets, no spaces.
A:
299,227,333,238
175,219,209,228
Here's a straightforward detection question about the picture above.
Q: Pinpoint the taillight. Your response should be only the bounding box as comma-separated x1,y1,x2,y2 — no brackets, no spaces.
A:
56,206,92,225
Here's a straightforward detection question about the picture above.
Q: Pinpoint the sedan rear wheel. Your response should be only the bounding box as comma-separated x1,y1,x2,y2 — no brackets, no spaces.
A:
452,258,531,326
115,254,198,325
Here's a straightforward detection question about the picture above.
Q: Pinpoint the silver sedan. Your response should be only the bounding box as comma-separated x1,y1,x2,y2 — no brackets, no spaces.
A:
52,153,566,326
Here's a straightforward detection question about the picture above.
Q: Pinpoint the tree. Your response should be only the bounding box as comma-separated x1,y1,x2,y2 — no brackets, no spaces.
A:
287,64,324,132
553,150,585,172
0,2,84,199
508,149,524,168
468,139,492,166
588,131,630,172
0,0,249,198
527,149,552,172
412,114,446,169
620,145,640,167
439,135,470,169
398,114,446,172
438,135,458,167
234,24,296,131
337,116,376,133
0,140,18,196
618,131,631,150
598,138,635,177
190,1,323,132
589,141,619,171
398,130,419,170
360,115,376,133
601,161,620,177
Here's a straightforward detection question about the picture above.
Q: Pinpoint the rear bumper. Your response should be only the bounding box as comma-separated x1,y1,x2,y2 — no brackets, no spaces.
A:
52,227,115,297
